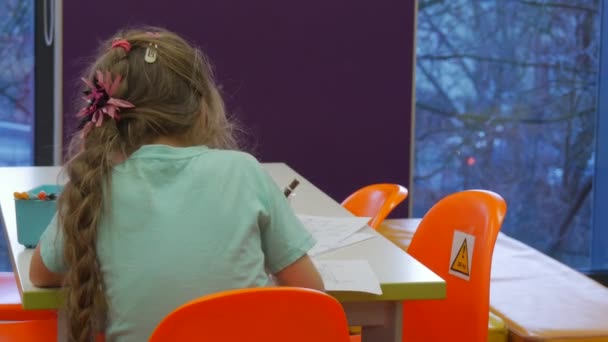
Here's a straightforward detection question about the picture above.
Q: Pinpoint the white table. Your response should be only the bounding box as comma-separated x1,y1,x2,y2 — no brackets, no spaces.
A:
0,164,446,342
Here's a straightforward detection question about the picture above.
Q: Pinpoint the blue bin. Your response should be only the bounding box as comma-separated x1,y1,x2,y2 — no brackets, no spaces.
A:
14,184,62,248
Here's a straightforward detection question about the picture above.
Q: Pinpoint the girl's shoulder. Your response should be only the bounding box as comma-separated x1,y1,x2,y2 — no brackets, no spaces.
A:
197,148,266,178
204,148,260,166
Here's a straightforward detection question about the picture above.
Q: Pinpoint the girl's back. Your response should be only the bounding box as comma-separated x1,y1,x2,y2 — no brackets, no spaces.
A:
100,146,312,340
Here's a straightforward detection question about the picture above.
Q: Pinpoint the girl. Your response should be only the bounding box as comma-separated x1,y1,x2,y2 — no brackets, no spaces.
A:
29,27,323,342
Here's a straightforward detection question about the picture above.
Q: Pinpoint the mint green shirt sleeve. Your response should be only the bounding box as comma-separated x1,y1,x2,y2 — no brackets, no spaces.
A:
38,213,68,273
256,165,316,274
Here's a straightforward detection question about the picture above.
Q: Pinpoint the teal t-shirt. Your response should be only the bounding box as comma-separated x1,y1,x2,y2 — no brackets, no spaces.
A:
39,145,315,341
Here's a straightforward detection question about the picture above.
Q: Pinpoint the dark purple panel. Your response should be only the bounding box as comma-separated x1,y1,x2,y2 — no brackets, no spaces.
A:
63,1,414,216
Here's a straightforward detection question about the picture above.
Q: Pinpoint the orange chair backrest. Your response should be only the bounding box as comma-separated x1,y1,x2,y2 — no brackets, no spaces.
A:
149,287,351,342
0,272,57,321
402,190,507,342
341,184,408,228
0,319,58,342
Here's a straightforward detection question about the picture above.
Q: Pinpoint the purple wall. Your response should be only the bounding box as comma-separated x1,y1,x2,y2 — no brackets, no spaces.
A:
63,1,415,216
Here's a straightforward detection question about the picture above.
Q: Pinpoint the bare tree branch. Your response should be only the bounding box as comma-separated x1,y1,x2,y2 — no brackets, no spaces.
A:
548,177,593,253
420,11,483,96
418,54,596,74
418,0,447,11
417,102,595,125
518,0,597,13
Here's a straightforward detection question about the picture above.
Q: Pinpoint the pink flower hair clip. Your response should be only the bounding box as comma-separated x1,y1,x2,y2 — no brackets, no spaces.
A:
77,71,135,137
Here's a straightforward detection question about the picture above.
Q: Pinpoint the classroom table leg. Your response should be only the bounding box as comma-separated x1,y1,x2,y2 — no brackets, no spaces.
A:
342,301,402,342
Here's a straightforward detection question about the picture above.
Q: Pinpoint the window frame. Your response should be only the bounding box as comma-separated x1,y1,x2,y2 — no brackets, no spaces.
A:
33,0,61,166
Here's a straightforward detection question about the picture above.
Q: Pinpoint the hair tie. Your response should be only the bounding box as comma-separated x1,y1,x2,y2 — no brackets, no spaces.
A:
111,39,131,53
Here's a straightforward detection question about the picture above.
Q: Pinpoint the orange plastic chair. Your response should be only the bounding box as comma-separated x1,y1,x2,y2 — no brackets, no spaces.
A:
0,318,57,341
0,272,57,320
402,190,507,342
149,287,353,342
341,184,408,229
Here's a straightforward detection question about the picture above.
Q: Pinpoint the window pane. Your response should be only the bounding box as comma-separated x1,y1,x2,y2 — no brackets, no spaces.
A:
592,0,608,270
414,0,600,269
0,0,34,166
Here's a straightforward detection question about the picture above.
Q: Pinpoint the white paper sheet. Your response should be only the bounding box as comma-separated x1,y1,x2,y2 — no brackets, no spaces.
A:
313,259,383,295
297,214,370,253
309,232,375,256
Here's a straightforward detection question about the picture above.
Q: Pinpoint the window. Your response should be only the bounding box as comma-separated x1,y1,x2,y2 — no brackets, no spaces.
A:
0,0,58,271
413,0,604,269
0,0,34,165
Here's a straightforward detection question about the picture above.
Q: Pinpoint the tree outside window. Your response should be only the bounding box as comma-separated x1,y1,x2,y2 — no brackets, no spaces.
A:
0,0,34,166
414,0,599,268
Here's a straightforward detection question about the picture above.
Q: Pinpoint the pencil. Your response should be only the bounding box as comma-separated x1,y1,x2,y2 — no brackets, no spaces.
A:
283,179,300,197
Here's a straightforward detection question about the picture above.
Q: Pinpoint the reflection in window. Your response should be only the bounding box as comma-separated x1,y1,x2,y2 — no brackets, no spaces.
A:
414,0,599,268
0,0,34,166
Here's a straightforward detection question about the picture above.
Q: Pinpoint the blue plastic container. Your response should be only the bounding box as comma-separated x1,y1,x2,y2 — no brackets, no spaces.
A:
14,184,62,248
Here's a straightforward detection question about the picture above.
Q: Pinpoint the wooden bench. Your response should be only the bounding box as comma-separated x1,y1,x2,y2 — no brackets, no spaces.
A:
379,219,608,342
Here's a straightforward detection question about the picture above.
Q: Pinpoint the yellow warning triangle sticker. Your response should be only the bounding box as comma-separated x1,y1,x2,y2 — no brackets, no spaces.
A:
450,239,469,276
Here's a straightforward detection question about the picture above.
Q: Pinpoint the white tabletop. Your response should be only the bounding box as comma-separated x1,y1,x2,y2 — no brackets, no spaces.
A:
0,164,445,309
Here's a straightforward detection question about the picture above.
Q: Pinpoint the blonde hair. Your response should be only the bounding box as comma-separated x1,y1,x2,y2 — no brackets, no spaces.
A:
58,27,238,341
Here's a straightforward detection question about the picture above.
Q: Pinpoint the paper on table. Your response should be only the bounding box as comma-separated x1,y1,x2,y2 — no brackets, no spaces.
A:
309,232,375,256
297,214,370,252
313,259,383,295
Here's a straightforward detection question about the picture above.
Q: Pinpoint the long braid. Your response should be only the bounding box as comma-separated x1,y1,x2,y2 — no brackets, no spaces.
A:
60,128,121,341
59,46,128,342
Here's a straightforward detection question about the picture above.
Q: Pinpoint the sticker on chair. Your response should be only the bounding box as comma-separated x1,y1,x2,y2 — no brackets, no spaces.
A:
449,231,475,281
